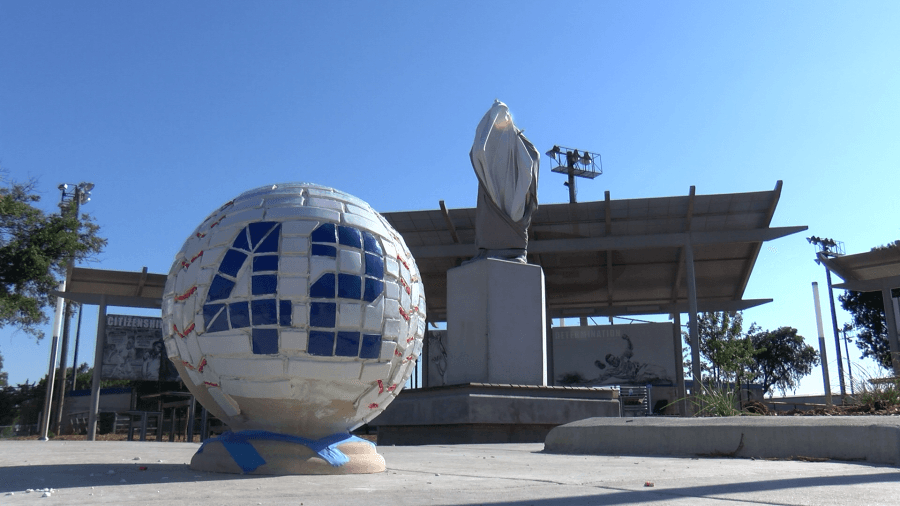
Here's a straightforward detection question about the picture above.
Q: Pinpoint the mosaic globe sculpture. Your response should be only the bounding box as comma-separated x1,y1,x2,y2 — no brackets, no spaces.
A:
160,183,426,474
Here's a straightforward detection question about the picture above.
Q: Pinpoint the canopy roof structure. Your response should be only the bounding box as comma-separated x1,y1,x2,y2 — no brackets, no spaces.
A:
54,266,167,309
817,246,900,375
383,181,806,322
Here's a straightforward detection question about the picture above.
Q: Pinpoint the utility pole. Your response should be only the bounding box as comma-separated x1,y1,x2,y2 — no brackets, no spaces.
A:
808,236,846,401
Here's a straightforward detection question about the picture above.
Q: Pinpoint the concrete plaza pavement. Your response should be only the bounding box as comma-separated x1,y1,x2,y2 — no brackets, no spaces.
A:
1,439,899,505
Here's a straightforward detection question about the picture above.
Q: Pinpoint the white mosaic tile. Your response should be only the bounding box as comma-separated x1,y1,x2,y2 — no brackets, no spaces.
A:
282,236,310,255
359,361,392,383
379,340,397,361
278,276,308,298
263,196,305,208
280,330,308,351
207,387,241,416
385,281,400,300
197,331,251,355
232,268,250,298
342,212,390,240
164,337,179,358
200,247,227,269
292,303,308,326
309,256,336,281
185,366,203,387
339,249,363,275
280,256,308,276
185,336,203,365
338,303,362,328
307,197,344,211
208,357,285,378
205,226,236,249
218,207,266,230
400,289,411,311
287,359,361,380
384,299,400,320
381,238,397,259
277,205,341,223
363,296,384,332
222,379,292,399
226,197,264,213
282,220,319,236
385,257,399,279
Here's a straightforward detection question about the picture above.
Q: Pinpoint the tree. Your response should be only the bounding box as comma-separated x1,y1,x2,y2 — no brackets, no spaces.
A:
685,311,758,384
0,350,7,387
0,176,106,339
749,326,819,395
839,288,900,370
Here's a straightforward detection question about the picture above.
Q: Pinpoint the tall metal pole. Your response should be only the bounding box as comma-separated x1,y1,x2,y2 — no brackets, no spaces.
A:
70,303,84,390
842,324,854,395
824,269,846,400
87,296,107,441
39,281,66,440
812,282,833,407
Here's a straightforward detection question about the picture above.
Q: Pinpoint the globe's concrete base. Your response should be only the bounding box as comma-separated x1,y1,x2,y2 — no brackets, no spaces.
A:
190,438,385,475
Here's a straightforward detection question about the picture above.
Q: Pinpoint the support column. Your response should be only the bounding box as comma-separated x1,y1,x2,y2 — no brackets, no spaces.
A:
881,284,900,377
87,296,107,441
684,241,701,392
672,312,687,416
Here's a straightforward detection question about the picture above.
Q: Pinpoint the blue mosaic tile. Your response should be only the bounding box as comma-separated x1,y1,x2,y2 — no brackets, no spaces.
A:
206,309,230,333
253,255,278,272
203,304,225,330
219,249,248,277
335,331,360,357
338,273,361,300
363,278,383,303
360,334,381,359
338,226,361,248
207,275,236,301
365,253,384,279
279,300,292,327
232,229,250,251
309,302,336,328
362,231,381,254
249,221,277,249
252,328,279,355
308,330,335,356
252,274,277,295
310,273,335,298
229,301,250,328
251,299,278,326
311,223,336,243
311,244,337,257
255,224,280,253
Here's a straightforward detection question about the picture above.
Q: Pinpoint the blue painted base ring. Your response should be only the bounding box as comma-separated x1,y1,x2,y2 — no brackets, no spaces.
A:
196,430,374,474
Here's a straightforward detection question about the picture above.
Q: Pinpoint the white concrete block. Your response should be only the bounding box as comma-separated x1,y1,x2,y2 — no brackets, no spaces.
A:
445,259,547,386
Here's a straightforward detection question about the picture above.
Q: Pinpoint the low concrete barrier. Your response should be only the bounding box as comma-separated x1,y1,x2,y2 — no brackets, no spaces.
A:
544,416,900,465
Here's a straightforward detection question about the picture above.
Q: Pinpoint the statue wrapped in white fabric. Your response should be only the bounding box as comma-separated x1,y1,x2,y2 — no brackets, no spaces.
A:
468,100,540,263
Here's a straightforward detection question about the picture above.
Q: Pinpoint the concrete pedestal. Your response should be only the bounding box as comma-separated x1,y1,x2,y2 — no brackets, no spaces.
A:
445,259,547,386
371,383,621,445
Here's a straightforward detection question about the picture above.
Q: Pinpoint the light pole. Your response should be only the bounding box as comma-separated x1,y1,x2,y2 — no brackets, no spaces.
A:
544,145,602,204
43,182,93,437
808,236,846,401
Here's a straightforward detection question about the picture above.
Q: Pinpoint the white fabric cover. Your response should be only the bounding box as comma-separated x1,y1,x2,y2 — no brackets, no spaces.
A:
470,100,539,222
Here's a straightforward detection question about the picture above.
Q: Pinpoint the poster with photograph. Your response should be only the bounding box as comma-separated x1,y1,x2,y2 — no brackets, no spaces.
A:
553,323,677,386
102,314,179,381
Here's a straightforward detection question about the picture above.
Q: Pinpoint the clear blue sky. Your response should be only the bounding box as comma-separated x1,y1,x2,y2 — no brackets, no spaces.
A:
2,1,898,395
